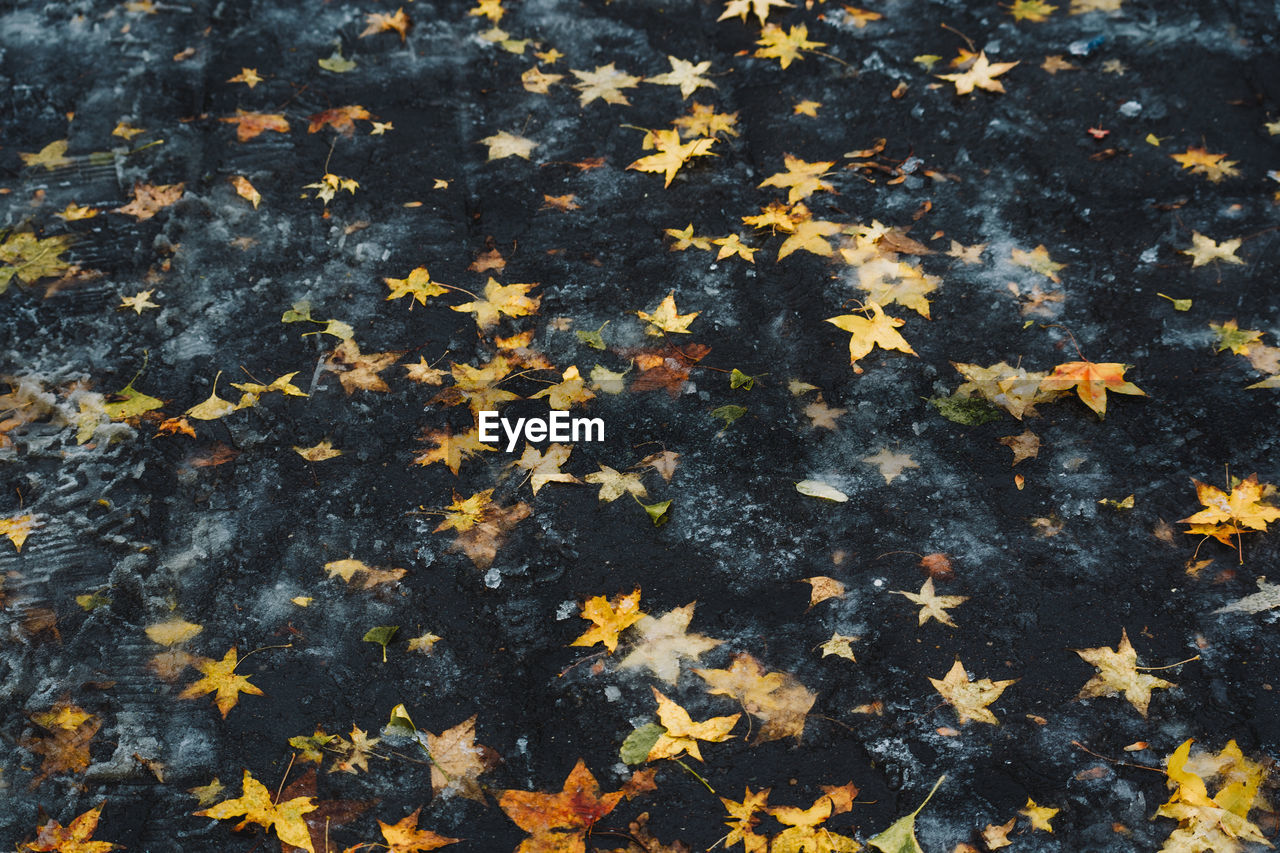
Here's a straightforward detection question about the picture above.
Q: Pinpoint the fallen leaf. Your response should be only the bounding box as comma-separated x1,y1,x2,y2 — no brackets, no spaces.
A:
178,647,265,718
928,659,1016,725
620,603,723,684
695,653,816,742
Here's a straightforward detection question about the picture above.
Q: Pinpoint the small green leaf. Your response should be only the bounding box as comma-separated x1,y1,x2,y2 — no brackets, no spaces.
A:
867,775,945,853
103,381,164,420
318,51,357,73
75,591,112,611
300,318,355,340
710,404,747,427
383,702,418,738
363,625,399,662
729,368,755,390
282,301,313,323
640,499,672,527
928,394,1002,426
576,321,609,350
620,722,666,764
1157,292,1192,311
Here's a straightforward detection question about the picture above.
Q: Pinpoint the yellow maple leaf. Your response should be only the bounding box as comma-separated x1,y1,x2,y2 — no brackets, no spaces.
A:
522,66,564,93
647,687,740,761
0,512,40,551
178,647,265,718
937,52,1019,94
571,589,645,652
57,203,99,221
194,769,317,853
769,789,861,853
718,0,793,24
1179,473,1280,548
20,140,73,171
672,102,740,138
1019,798,1059,832
754,23,826,69
1010,244,1065,281
1008,0,1057,20
227,67,263,87
451,277,540,329
647,56,716,99
637,290,699,334
514,442,580,494
1171,146,1240,182
1181,232,1244,267
528,365,594,409
376,807,459,852
583,465,649,502
145,619,203,646
777,217,842,259
1038,360,1145,417
628,128,717,187
1074,628,1175,716
826,301,916,374
479,130,537,160
820,633,859,661
1155,740,1270,853
759,155,836,204
385,267,449,306
413,426,493,474
890,578,968,627
0,231,74,292
323,558,407,589
571,63,641,106
928,659,1016,725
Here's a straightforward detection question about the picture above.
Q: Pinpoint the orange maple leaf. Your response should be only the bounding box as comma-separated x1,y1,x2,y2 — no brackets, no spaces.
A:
361,8,411,40
1037,360,1145,417
308,105,373,135
498,759,625,853
374,807,458,852
24,803,120,852
220,109,291,142
628,343,712,396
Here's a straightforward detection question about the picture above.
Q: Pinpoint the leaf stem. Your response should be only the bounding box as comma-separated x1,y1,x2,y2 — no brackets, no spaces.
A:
673,758,716,794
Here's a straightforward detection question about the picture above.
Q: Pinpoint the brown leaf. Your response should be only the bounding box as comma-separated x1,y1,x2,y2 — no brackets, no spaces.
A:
113,182,184,221
308,105,372,134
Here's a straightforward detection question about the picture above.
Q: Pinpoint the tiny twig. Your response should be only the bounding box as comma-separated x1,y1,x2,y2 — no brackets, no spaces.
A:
1071,740,1165,774
1137,655,1201,671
